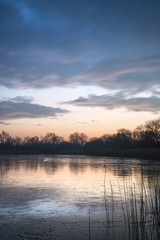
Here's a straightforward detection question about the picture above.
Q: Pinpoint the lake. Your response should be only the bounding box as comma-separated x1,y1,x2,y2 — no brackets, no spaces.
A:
0,155,159,240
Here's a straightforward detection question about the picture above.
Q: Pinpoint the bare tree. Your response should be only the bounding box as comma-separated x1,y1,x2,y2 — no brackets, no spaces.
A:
69,132,88,146
117,129,132,140
0,131,11,144
43,133,64,144
145,119,160,144
133,119,160,145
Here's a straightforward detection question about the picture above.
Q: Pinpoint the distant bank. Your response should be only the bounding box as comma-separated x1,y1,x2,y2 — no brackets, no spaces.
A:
0,148,160,161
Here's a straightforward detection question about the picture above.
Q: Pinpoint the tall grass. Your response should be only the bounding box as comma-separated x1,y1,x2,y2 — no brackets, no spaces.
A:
103,168,160,240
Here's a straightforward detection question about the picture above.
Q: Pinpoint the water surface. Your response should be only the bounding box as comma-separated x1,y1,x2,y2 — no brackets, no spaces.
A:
0,155,159,240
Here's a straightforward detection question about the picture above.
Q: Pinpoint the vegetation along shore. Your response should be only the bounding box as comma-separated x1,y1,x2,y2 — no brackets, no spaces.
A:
0,118,160,160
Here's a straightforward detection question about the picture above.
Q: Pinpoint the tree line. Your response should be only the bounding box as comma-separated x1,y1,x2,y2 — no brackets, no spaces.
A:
0,118,160,154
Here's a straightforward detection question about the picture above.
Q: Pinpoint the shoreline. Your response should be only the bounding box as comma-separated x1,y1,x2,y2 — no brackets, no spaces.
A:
0,148,160,160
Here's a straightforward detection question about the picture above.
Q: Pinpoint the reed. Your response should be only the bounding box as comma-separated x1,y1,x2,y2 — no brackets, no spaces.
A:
103,168,160,240
88,209,91,240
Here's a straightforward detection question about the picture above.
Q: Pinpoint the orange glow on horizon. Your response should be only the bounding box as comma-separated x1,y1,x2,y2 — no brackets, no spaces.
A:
0,107,159,140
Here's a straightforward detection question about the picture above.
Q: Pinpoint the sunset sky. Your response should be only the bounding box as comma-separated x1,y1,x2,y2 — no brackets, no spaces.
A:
0,0,160,139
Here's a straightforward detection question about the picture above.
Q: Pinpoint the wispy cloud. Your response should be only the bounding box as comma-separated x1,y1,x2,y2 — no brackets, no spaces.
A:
65,92,160,112
0,121,11,125
0,101,69,120
75,56,160,93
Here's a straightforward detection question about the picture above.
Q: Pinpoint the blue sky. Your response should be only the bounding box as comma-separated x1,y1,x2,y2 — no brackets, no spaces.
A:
0,0,160,138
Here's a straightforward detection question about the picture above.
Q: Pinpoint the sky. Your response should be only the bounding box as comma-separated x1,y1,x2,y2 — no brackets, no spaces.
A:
0,0,160,139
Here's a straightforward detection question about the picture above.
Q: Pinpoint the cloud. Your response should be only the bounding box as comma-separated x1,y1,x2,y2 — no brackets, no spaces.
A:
74,56,160,93
82,122,88,124
10,96,33,103
0,101,69,120
65,92,160,112
0,0,160,94
0,121,11,125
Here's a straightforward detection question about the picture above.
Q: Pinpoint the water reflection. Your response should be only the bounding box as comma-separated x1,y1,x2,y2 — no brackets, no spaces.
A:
0,155,160,239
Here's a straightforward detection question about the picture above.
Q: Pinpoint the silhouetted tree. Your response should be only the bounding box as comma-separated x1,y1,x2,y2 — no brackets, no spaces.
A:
108,129,133,148
145,119,160,145
85,137,104,151
117,129,132,140
43,133,64,144
100,134,109,141
0,131,11,144
133,119,160,147
12,137,22,148
69,132,88,147
0,131,12,150
0,118,160,154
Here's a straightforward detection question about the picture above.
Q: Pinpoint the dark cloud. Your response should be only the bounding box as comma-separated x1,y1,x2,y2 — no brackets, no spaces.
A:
0,101,68,120
10,96,33,103
65,93,160,112
0,0,159,93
